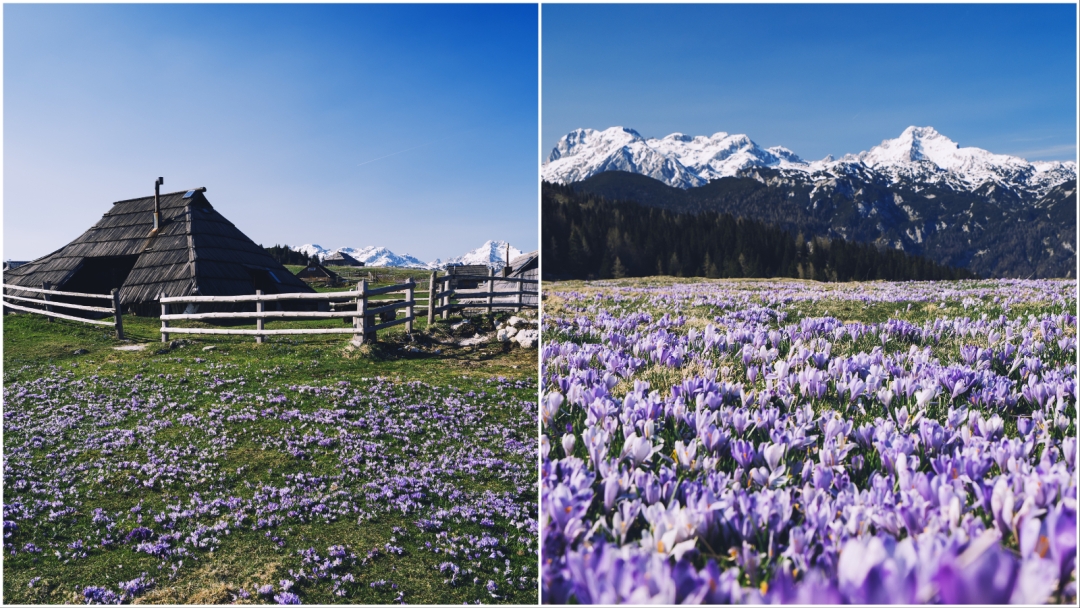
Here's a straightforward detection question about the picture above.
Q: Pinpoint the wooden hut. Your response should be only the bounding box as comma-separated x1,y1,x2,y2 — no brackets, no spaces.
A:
506,250,538,281
323,251,364,267
296,257,344,286
505,250,538,306
446,264,491,289
3,186,314,315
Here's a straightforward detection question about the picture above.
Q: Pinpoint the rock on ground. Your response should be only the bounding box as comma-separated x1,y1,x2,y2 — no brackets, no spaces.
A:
513,329,538,349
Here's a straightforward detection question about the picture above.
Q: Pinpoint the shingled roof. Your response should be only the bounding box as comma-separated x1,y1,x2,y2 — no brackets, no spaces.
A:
4,188,313,310
323,251,364,266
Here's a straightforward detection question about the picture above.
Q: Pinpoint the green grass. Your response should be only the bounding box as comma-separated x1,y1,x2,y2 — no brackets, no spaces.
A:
3,308,538,604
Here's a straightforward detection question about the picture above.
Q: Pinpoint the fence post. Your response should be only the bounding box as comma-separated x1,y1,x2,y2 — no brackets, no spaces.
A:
255,289,264,344
427,271,436,326
355,280,367,344
441,272,450,320
160,294,169,343
516,278,524,312
42,282,53,322
486,267,494,314
405,278,414,334
112,288,124,340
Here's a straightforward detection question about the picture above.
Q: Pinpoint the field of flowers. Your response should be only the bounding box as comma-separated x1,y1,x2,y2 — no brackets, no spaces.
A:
3,314,537,604
541,278,1077,604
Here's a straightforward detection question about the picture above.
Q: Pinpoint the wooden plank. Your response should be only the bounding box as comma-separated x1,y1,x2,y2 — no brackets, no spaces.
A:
160,310,359,321
456,290,537,298
160,291,361,304
441,271,450,321
486,267,494,312
1,293,115,313
2,301,116,325
405,279,414,334
2,283,114,300
161,297,169,343
42,282,52,322
356,280,367,344
255,289,264,344
370,315,413,332
439,303,537,311
164,327,361,336
364,283,411,297
365,300,412,316
447,276,537,285
427,271,436,325
112,289,124,340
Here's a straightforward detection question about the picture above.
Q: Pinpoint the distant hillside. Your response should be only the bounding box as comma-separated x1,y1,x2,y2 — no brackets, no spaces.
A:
542,181,975,282
569,171,1075,278
545,125,1076,279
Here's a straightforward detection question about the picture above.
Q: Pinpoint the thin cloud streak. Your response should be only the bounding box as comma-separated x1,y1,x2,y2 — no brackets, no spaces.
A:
1007,144,1077,161
356,133,459,168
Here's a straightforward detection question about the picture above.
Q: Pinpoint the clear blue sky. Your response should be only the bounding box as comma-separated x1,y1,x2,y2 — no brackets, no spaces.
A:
543,3,1077,163
4,3,538,262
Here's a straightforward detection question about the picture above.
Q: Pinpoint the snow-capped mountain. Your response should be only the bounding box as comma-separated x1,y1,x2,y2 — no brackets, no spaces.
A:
546,127,707,188
292,244,433,269
442,240,523,269
543,125,1076,199
291,240,524,270
852,126,1076,198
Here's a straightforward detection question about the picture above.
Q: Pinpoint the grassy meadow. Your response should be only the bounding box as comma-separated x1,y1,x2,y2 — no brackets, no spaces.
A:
2,283,538,604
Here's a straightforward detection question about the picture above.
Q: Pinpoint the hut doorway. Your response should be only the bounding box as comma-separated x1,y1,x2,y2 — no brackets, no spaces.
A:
248,268,284,295
63,255,140,295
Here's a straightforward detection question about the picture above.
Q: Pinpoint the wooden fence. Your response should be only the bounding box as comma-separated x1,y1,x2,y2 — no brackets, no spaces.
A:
160,270,536,344
2,283,125,339
159,279,415,344
427,269,538,322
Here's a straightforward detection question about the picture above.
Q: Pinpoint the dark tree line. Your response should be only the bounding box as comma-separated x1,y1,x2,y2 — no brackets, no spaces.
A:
542,182,975,282
262,244,311,266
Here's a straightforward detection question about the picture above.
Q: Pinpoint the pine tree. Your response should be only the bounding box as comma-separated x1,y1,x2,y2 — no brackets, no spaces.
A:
613,257,628,279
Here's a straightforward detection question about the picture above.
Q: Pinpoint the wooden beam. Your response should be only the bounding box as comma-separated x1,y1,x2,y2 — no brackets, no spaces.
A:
164,327,362,336
405,278,414,334
1,301,115,325
427,270,436,326
112,289,124,340
255,289,264,344
1,283,114,300
161,291,361,304
1,293,114,313
160,310,361,321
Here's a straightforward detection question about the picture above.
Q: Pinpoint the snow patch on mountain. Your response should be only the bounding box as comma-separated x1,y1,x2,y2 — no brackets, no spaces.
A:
543,125,1076,198
291,240,524,270
292,244,432,268
442,240,523,269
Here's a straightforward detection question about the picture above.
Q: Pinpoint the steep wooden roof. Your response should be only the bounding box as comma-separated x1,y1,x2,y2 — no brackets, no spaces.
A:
323,251,363,266
508,250,538,277
4,188,313,305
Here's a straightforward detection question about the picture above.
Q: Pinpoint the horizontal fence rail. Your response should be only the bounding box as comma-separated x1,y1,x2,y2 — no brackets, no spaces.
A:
3,282,125,339
159,278,416,344
426,269,538,323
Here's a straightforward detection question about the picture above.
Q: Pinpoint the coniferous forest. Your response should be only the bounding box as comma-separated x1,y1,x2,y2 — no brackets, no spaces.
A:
263,244,312,266
542,182,976,282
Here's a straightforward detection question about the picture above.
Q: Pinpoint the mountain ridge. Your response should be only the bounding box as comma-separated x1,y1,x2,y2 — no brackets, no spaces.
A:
564,169,1075,278
543,125,1076,200
290,240,524,270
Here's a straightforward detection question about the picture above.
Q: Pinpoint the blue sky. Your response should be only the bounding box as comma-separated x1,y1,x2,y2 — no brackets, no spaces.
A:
4,4,538,261
543,3,1077,163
